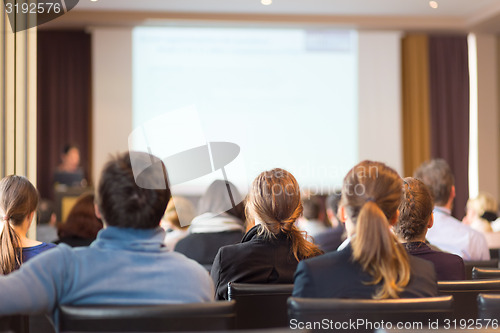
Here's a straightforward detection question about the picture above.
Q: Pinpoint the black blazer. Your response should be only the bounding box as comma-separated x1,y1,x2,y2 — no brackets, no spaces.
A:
174,230,244,266
404,241,466,281
293,243,438,299
211,225,300,300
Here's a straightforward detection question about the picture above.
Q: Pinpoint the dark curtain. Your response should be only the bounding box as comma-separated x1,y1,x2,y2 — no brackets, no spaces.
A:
37,31,92,199
428,35,469,219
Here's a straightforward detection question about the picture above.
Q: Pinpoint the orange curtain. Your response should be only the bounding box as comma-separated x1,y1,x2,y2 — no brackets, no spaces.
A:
401,34,431,177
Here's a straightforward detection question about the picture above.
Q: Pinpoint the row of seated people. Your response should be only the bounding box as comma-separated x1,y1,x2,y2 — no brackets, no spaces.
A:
35,194,103,247
33,157,495,276
171,160,491,273
0,152,494,328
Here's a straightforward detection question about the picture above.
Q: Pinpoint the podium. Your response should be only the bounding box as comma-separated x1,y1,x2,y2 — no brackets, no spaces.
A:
54,185,93,222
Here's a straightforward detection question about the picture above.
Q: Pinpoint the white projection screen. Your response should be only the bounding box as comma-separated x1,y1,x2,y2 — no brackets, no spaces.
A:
132,26,358,198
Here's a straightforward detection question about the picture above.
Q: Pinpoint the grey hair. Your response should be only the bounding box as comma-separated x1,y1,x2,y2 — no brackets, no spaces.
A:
197,180,243,215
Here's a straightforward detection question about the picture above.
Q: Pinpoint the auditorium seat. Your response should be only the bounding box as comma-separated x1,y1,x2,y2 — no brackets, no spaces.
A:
0,315,28,333
438,280,500,319
58,301,236,332
287,296,453,333
227,282,294,329
489,248,500,260
464,259,499,280
472,267,500,280
477,293,500,320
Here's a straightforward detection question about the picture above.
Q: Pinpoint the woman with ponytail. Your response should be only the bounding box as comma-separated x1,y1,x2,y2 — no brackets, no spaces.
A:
211,168,322,300
0,175,55,275
395,177,465,280
293,161,437,299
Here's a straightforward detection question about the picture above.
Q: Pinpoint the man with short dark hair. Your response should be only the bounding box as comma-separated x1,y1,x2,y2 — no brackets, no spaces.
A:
0,152,214,316
414,159,489,260
312,193,346,253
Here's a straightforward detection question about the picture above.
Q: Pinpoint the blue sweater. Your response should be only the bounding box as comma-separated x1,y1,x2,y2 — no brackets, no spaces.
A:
0,226,214,315
22,242,56,262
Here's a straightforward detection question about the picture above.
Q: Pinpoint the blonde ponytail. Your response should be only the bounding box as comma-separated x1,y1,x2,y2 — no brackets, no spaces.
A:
342,160,408,299
351,201,410,299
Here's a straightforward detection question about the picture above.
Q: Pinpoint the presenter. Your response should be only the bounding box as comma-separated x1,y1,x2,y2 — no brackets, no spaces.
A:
53,145,86,187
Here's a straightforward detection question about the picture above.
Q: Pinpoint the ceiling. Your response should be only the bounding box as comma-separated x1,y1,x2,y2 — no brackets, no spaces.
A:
43,0,500,32
73,0,497,17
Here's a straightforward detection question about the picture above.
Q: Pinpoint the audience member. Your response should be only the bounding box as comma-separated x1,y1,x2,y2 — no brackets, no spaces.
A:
0,175,55,275
174,180,245,266
395,177,465,280
313,192,346,252
36,199,57,243
211,168,322,300
414,159,490,260
0,175,55,274
160,197,195,251
0,152,213,316
55,193,103,247
463,193,497,233
53,144,85,187
293,160,438,299
296,197,328,238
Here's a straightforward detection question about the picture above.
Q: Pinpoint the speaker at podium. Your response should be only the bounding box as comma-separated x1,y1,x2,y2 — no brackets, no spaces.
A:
54,185,93,223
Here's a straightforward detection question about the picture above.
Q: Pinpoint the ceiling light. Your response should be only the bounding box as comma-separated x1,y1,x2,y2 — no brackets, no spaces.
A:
429,1,438,9
261,0,272,5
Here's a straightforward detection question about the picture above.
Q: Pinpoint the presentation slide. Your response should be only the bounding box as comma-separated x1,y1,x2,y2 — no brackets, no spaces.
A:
132,26,358,196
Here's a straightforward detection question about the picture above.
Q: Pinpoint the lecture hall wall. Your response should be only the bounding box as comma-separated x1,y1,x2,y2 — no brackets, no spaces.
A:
90,27,500,199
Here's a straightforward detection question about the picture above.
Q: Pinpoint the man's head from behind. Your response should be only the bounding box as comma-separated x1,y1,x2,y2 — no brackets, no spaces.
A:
414,158,454,207
96,152,171,229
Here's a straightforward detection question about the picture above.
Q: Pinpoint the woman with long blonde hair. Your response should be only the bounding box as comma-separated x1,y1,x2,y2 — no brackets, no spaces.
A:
211,168,322,300
293,161,437,299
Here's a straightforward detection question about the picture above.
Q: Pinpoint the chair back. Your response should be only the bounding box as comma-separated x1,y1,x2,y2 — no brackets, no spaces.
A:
464,259,499,279
59,301,236,332
0,315,28,333
438,279,500,319
228,282,294,329
489,248,500,260
288,296,453,333
472,267,500,280
478,293,500,320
